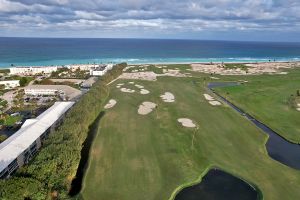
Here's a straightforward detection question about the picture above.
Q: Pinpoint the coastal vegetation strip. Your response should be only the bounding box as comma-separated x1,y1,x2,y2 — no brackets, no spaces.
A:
0,63,127,199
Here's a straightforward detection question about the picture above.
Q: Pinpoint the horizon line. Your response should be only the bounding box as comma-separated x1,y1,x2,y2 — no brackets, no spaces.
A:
0,36,299,44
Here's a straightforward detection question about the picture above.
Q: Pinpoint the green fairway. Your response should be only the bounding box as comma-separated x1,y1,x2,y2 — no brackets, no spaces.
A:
214,68,300,143
81,67,300,200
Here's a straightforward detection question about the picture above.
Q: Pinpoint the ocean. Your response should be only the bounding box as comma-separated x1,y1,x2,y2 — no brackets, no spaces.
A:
0,37,300,67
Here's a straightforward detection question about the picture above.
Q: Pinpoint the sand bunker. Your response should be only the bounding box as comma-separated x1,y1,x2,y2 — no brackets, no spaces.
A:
121,88,135,93
135,84,144,89
104,99,117,109
204,94,214,101
209,101,222,106
160,92,175,102
204,94,221,106
116,83,124,88
138,102,157,115
178,118,196,128
129,81,135,84
140,89,150,94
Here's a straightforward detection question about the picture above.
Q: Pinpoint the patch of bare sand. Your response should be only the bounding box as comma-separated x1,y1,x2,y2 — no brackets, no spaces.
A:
191,62,298,75
140,89,150,94
209,101,222,106
120,72,157,81
138,102,157,115
119,69,188,81
135,84,144,89
116,83,124,88
104,99,117,109
160,92,175,102
203,94,214,101
120,88,135,93
297,104,300,111
203,94,221,106
161,69,186,77
178,118,196,128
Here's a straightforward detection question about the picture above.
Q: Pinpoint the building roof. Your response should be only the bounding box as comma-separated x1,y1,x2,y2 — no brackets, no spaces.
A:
0,80,20,83
0,101,75,173
24,85,82,100
82,77,98,87
11,66,58,69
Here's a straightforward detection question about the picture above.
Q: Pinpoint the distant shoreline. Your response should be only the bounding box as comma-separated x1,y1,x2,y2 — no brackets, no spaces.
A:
2,60,300,69
129,60,300,65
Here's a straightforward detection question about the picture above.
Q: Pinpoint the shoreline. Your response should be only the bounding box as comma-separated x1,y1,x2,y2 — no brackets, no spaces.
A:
1,60,300,69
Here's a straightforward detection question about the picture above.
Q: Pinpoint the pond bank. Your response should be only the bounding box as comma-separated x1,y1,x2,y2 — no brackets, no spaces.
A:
174,168,259,200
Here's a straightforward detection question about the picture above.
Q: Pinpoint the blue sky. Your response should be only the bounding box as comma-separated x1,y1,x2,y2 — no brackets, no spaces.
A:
0,0,300,42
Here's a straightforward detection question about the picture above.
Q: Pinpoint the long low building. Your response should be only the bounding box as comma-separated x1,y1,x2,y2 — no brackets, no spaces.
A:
10,66,58,75
0,101,75,179
24,85,82,100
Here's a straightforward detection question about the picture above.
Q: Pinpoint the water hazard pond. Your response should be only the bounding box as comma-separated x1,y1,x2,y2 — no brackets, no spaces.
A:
208,82,300,170
175,169,259,200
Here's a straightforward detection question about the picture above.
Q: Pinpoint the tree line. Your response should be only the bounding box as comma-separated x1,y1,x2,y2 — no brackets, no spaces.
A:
0,63,127,200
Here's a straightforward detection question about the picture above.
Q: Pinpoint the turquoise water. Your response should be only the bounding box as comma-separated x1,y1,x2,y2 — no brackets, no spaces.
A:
0,38,300,67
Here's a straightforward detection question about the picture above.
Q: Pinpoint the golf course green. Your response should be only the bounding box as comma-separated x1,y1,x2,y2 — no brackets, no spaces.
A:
214,68,300,143
81,65,300,200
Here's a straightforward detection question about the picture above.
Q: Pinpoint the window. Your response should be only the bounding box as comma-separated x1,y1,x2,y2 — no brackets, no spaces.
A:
0,169,9,179
7,159,19,173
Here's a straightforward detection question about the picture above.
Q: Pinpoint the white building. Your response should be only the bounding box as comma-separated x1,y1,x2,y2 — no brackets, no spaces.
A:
0,101,75,179
90,64,114,76
106,64,113,70
65,64,96,71
0,80,20,89
24,85,82,100
10,66,58,75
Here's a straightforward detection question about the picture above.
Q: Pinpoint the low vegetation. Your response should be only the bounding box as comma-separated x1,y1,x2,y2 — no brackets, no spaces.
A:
0,63,126,200
0,69,10,74
0,134,7,143
6,76,33,87
126,65,164,74
0,114,22,126
224,63,248,71
51,68,89,79
0,99,8,111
